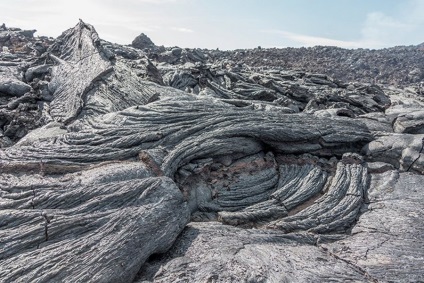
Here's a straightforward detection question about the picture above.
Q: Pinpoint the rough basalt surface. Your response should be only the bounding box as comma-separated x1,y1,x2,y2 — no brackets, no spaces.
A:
1,21,424,282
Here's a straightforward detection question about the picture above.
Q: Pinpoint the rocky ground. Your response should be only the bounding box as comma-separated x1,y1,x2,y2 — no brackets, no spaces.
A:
0,20,423,283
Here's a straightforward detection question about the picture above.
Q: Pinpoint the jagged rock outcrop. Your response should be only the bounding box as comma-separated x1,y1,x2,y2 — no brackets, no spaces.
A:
1,20,424,283
131,33,156,50
0,24,55,147
0,23,52,59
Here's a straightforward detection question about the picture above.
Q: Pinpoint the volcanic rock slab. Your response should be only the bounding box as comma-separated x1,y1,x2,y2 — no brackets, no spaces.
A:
0,164,190,283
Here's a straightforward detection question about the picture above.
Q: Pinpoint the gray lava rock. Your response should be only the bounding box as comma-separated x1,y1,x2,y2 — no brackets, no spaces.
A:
1,19,424,283
0,165,190,283
393,109,424,134
0,77,31,97
132,33,156,50
46,20,113,123
363,133,424,173
323,170,424,282
136,222,370,282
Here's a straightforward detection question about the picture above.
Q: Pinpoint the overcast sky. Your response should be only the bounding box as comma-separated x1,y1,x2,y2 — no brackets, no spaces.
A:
1,0,423,50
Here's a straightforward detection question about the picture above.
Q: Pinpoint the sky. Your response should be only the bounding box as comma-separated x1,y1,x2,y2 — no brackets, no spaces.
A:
0,0,423,50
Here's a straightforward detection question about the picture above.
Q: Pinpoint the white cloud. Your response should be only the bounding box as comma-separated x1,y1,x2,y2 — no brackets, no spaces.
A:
360,12,414,47
263,30,364,49
360,0,424,47
263,0,424,49
171,27,194,33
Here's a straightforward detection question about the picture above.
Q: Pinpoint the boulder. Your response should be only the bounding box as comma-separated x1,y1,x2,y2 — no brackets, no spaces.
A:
0,77,31,97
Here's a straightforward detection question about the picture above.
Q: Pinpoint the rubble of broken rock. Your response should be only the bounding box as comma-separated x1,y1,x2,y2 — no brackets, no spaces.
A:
0,23,54,147
1,20,424,283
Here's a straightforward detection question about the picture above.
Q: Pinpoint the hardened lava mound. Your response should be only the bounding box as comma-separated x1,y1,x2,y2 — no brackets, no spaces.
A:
1,21,424,282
